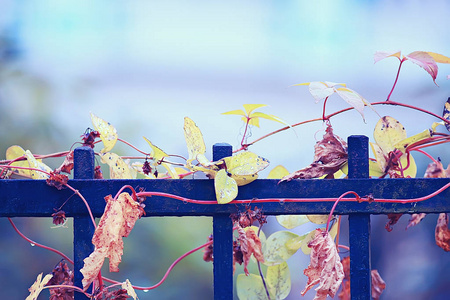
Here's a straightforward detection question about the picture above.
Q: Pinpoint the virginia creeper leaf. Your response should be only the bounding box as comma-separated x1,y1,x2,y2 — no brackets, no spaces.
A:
266,261,291,300
301,229,344,300
223,152,269,176
426,52,450,64
393,129,431,153
373,116,406,153
281,126,347,181
214,169,238,204
443,98,450,132
276,215,310,229
222,109,246,117
373,50,401,63
307,215,329,224
335,87,368,120
6,145,31,177
371,270,386,300
243,104,268,115
267,165,289,179
183,117,206,162
90,113,118,153
100,152,133,179
436,213,450,252
143,137,179,179
236,273,268,300
24,150,52,179
81,193,143,289
26,273,53,300
122,279,139,300
262,231,301,266
405,51,438,84
238,226,265,275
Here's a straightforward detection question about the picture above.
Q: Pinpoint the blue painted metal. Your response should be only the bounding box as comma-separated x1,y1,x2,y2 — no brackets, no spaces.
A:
1,137,450,299
73,147,95,300
348,136,372,299
211,143,233,299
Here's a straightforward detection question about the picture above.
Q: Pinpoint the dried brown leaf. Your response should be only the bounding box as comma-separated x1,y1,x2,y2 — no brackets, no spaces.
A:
80,193,144,289
371,270,386,300
406,213,427,230
238,226,264,275
301,229,344,300
436,213,450,252
55,151,74,174
385,213,402,232
281,127,347,181
424,161,447,178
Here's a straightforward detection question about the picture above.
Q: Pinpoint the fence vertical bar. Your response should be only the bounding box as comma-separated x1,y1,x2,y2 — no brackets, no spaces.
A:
347,135,371,299
212,143,233,300
73,146,95,300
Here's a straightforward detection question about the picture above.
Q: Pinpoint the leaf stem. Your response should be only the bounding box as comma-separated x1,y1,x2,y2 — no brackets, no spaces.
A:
386,59,404,101
240,117,251,149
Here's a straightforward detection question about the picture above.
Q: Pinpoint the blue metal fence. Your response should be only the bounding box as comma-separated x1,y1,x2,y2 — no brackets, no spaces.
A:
1,135,450,299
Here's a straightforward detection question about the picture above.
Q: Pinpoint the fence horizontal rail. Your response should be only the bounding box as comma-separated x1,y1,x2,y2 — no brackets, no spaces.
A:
1,178,449,217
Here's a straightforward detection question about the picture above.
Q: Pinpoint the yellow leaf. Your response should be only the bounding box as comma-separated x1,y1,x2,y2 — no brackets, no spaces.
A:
196,153,215,168
122,279,139,300
426,52,450,64
369,160,385,177
250,112,289,126
100,153,133,179
262,231,301,266
221,109,246,117
223,152,269,176
236,274,268,300
214,169,238,204
243,104,267,115
373,116,407,153
266,262,291,299
393,129,431,153
306,215,328,224
276,215,309,229
300,230,317,255
90,113,118,153
143,136,167,162
6,145,31,177
399,153,417,178
233,173,258,186
26,273,53,300
370,142,387,173
24,150,52,179
245,116,260,127
161,162,180,179
267,165,289,179
183,117,206,162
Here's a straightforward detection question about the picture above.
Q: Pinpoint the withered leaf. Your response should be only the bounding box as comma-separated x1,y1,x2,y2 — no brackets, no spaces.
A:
406,213,427,230
385,213,402,232
435,213,450,252
55,151,74,174
237,226,264,275
301,229,344,300
281,126,347,181
80,192,144,289
371,270,386,300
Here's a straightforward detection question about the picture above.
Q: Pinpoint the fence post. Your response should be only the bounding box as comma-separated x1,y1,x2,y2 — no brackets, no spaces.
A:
347,135,371,299
212,143,233,300
73,146,95,299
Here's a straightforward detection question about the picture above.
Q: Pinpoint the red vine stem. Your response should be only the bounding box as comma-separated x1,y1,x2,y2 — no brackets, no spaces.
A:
137,182,450,205
386,59,404,101
101,240,213,291
412,148,440,165
41,285,88,296
326,191,360,232
8,217,74,264
117,138,149,156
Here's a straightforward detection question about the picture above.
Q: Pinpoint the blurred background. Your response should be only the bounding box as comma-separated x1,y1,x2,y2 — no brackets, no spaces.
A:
1,0,450,299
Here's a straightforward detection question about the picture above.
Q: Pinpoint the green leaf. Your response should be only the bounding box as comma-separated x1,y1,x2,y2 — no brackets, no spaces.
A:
223,152,269,176
276,215,309,229
262,231,301,266
266,262,291,300
214,169,238,204
90,113,118,153
236,274,269,300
